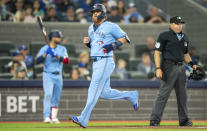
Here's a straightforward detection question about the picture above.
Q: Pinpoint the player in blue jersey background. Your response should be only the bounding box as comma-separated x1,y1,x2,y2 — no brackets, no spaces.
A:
68,4,139,128
36,30,69,123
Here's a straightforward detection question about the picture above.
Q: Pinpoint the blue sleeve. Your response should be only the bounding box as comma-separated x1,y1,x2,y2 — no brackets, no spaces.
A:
37,46,46,58
36,55,45,64
111,24,125,39
61,47,68,58
59,46,69,63
111,24,130,43
36,46,47,64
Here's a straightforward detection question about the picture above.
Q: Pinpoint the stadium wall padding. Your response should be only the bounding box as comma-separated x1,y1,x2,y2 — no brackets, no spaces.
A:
0,80,206,121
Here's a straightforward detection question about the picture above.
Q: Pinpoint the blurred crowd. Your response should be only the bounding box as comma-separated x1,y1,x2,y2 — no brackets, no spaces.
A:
7,45,33,80
0,0,167,24
3,35,203,81
1,0,205,81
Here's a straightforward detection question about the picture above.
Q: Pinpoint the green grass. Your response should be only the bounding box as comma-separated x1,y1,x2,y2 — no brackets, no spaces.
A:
0,121,206,131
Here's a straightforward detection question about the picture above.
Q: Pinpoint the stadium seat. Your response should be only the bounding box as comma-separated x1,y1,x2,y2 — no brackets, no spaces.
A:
9,49,17,56
34,64,43,78
63,57,79,75
135,44,146,57
63,73,70,79
128,57,141,71
110,74,121,80
0,73,13,79
3,64,11,73
200,53,207,68
128,72,148,80
64,44,76,57
0,56,12,73
79,76,85,80
29,42,45,57
35,73,42,80
63,62,72,74
68,57,79,68
114,51,130,63
75,50,82,57
0,41,15,56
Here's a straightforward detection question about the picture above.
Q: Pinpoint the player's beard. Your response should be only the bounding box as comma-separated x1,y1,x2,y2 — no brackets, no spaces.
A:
92,15,99,23
54,39,61,44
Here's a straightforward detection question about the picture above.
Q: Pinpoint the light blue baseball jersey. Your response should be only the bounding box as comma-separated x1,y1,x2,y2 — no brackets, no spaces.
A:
37,45,68,73
37,44,68,118
88,21,128,56
75,21,138,128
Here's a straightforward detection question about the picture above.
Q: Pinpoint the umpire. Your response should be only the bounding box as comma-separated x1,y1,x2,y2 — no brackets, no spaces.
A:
150,16,197,126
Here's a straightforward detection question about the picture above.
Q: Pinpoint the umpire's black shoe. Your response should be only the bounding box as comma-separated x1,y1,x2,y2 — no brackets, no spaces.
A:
179,119,193,126
150,120,160,126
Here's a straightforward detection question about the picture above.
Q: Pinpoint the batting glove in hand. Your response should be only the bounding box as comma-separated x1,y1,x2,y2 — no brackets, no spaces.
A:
45,47,52,54
102,40,122,53
46,47,57,57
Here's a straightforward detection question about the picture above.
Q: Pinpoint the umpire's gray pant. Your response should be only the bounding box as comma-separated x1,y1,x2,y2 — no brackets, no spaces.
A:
150,61,189,123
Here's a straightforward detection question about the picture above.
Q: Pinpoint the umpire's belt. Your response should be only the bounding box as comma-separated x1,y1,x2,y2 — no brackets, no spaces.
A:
44,71,59,75
165,60,184,66
91,56,111,62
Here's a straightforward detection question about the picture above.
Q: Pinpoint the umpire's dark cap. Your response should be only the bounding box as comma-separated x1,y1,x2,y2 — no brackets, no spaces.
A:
170,16,185,24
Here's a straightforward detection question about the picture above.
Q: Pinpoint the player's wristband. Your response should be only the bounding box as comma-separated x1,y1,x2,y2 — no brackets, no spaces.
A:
155,67,161,70
59,56,69,64
112,40,122,50
188,61,195,67
59,56,63,61
36,55,45,64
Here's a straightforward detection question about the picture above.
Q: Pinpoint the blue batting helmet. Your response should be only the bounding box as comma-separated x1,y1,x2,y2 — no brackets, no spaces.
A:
48,30,63,40
90,4,106,21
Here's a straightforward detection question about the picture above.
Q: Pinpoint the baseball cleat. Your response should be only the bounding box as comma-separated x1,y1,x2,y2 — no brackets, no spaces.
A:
51,118,60,124
43,117,51,123
133,103,139,111
179,119,193,126
68,115,86,128
150,120,160,126
133,91,140,111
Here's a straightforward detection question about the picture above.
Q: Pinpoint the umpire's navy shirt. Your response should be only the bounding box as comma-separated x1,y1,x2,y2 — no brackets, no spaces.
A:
155,28,188,62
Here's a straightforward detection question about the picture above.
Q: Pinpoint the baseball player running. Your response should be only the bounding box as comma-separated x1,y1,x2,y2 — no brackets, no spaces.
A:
68,4,139,128
36,30,69,123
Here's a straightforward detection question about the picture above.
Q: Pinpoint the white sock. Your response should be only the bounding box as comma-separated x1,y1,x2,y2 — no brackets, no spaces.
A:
51,107,58,120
